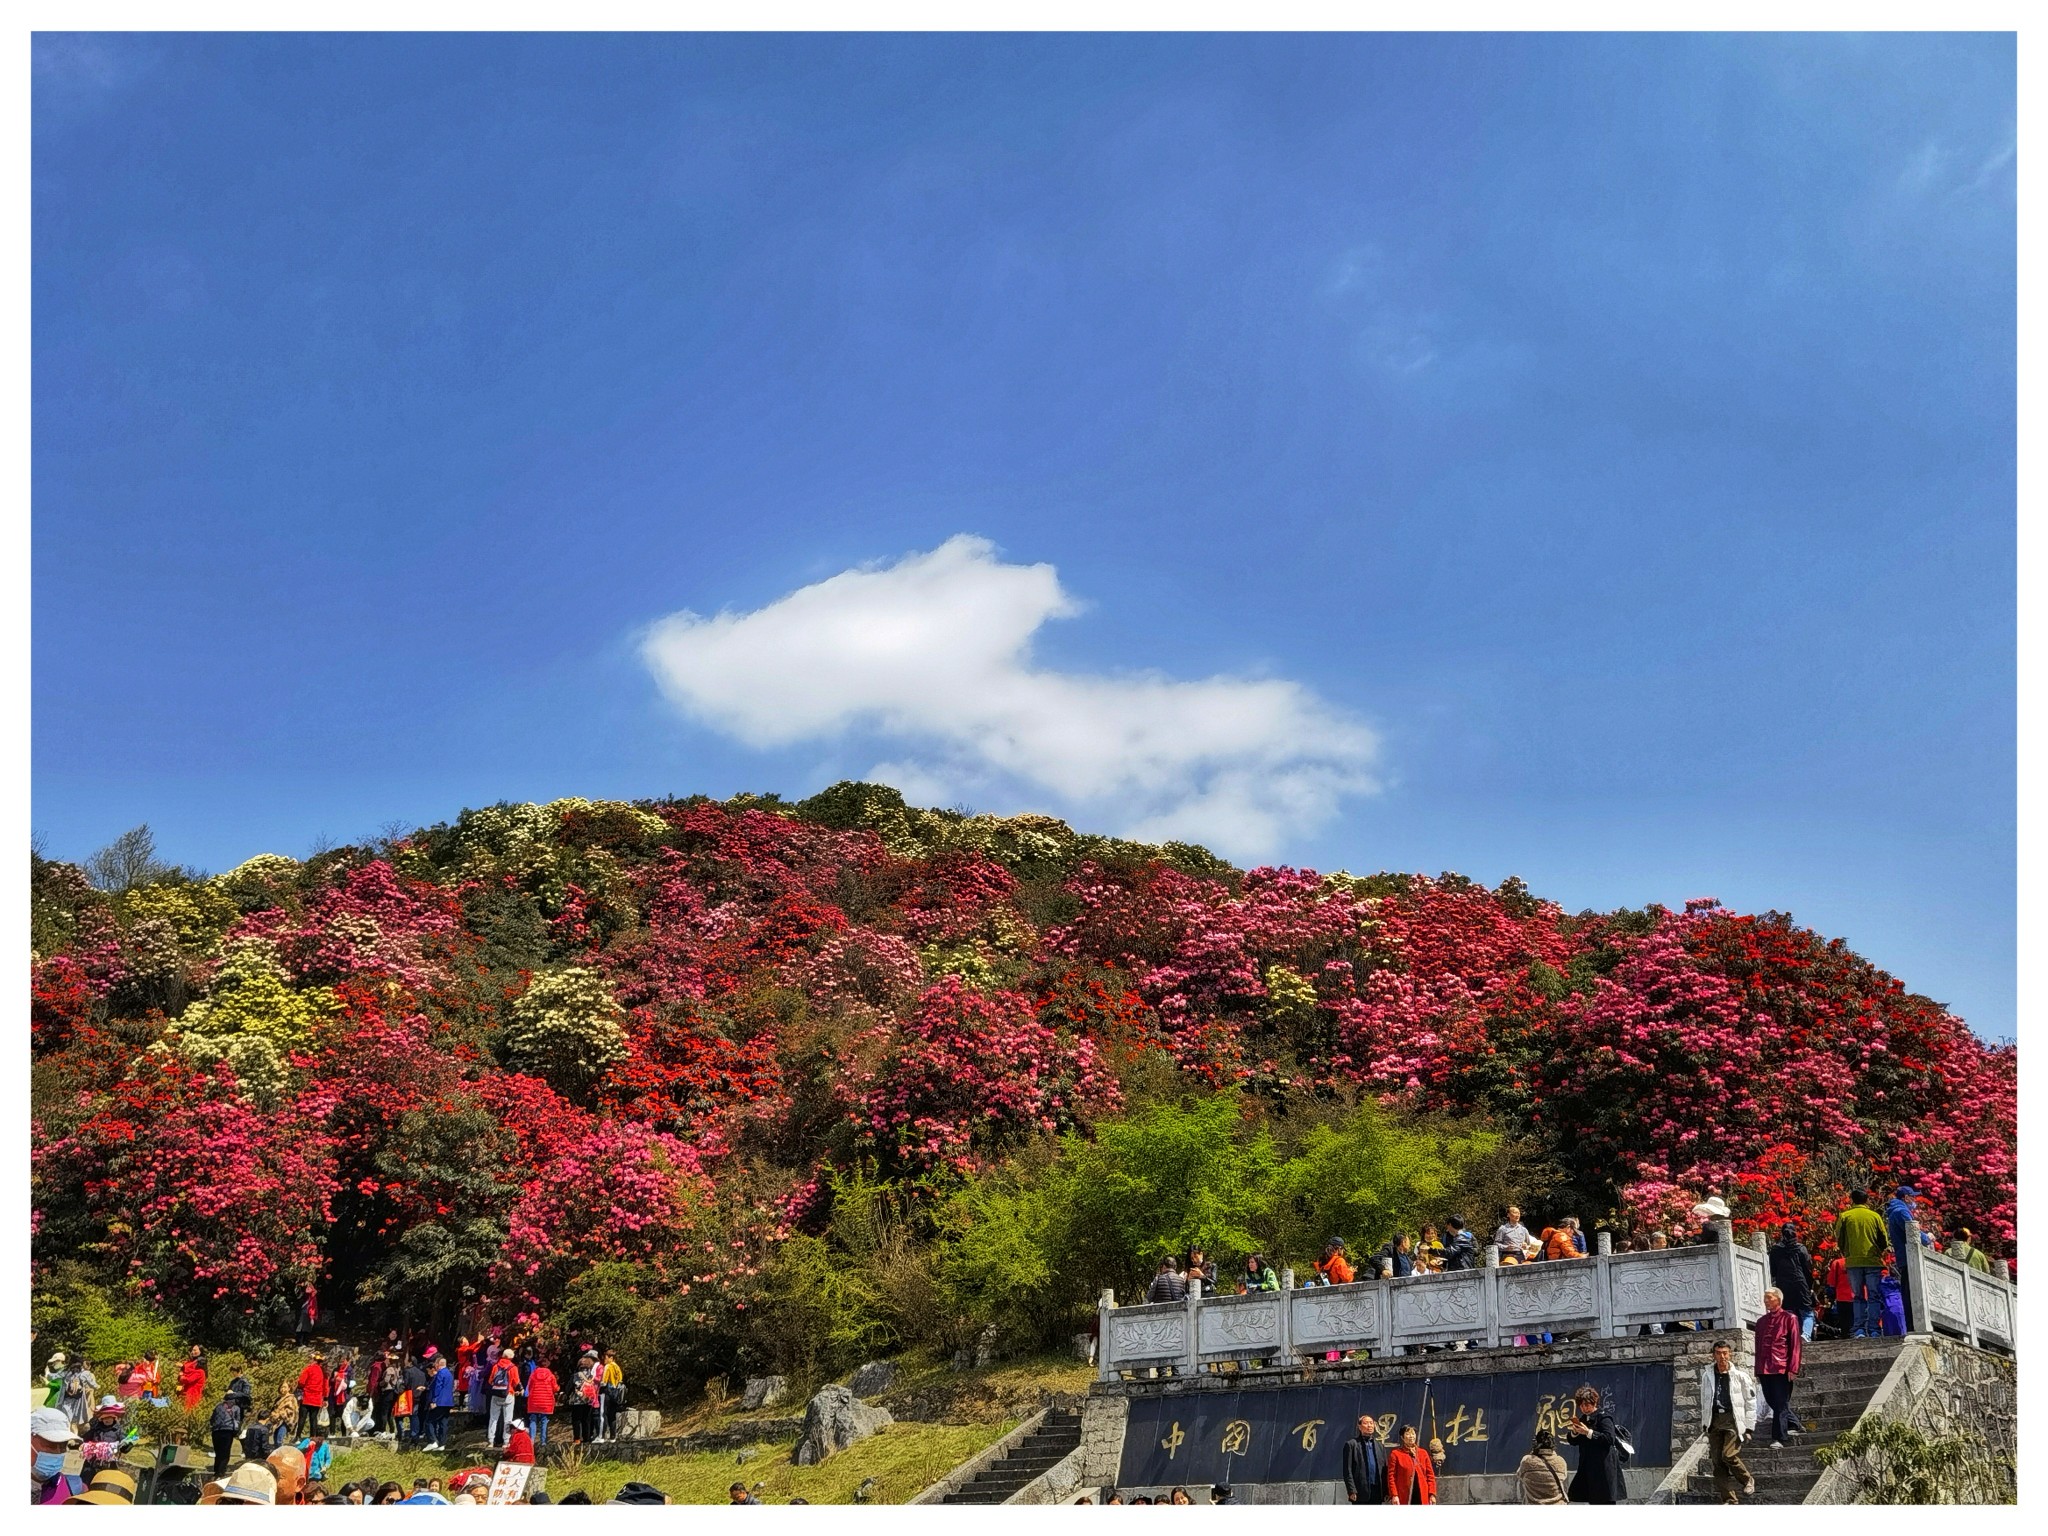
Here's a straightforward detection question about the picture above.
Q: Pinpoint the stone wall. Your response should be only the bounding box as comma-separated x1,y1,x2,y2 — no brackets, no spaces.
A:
1806,1336,2017,1505
1077,1393,1129,1489
1081,1327,1750,1504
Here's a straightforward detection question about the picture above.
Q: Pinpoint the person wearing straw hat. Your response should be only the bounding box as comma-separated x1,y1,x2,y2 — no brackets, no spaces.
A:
67,1468,139,1506
31,1404,86,1505
198,1462,278,1505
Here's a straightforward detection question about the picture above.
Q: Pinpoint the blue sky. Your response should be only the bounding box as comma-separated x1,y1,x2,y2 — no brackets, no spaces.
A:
33,33,2015,1036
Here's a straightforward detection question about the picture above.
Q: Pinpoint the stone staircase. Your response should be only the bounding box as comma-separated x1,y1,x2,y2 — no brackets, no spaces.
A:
1670,1336,1904,1504
938,1408,1084,1504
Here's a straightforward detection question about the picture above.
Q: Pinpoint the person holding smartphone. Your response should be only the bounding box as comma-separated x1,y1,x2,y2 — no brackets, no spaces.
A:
1560,1385,1625,1504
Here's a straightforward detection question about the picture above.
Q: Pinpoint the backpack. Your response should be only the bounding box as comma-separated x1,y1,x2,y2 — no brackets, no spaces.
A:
490,1359,512,1394
210,1399,244,1434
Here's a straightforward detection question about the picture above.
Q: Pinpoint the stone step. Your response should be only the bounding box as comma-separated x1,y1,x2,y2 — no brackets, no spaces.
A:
1802,1368,1892,1392
992,1442,1081,1461
1680,1468,1827,1495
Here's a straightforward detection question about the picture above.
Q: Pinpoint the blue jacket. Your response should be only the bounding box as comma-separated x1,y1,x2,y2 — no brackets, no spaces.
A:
1884,1198,1915,1261
429,1365,455,1409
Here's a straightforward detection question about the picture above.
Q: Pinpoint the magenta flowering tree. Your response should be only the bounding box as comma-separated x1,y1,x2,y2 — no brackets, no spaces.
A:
37,1058,338,1325
496,1119,708,1305
844,975,1122,1175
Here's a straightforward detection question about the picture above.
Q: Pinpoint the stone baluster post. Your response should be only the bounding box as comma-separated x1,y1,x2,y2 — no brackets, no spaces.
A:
1902,1221,1928,1339
1185,1276,1202,1376
1098,1289,1115,1383
1280,1267,1296,1366
1996,1260,2018,1349
1481,1243,1502,1349
1712,1217,1739,1335
1594,1229,1614,1339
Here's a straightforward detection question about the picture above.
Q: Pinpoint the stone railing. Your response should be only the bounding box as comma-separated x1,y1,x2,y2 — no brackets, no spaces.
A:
1099,1224,1772,1380
1903,1221,2018,1353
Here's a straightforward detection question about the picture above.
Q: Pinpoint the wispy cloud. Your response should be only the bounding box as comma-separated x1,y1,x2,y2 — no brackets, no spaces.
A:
639,536,1380,858
1896,132,2015,199
1326,244,1444,377
34,33,154,94
1964,136,2016,194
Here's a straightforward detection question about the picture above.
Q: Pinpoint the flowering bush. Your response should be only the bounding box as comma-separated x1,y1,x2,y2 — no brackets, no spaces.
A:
502,965,630,1096
843,976,1122,1175
34,1057,338,1319
497,1120,707,1304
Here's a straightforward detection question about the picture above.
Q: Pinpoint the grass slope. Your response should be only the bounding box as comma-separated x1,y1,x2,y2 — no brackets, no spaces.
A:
327,1419,1015,1505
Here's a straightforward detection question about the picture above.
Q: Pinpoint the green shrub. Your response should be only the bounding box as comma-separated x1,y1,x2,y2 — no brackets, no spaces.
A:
32,1276,184,1371
741,1233,887,1385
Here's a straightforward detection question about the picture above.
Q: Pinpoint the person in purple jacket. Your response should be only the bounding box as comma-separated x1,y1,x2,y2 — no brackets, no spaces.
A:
1752,1288,1803,1448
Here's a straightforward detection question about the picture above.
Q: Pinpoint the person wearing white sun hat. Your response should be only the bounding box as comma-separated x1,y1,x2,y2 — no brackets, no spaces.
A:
198,1461,279,1505
31,1404,85,1505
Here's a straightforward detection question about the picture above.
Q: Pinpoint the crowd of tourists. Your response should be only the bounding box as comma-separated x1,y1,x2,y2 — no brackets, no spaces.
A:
32,1308,639,1508
31,1182,2004,1506
1135,1184,1997,1351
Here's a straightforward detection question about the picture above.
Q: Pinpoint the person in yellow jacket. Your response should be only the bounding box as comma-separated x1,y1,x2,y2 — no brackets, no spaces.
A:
1832,1189,1891,1338
598,1351,625,1442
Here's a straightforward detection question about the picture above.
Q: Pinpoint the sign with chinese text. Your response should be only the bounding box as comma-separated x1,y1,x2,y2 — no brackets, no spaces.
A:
1116,1362,1672,1486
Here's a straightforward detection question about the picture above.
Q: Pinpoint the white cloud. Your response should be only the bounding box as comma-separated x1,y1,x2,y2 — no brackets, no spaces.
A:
639,535,1380,859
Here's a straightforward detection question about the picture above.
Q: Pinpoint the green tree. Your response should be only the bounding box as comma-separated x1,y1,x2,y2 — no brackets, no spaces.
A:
362,1105,519,1333
1814,1416,2016,1504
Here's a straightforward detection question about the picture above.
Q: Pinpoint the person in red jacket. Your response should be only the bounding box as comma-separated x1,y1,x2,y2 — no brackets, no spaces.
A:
296,1351,328,1439
1753,1288,1804,1448
523,1361,559,1453
505,1419,535,1465
179,1347,208,1413
1825,1254,1854,1337
1385,1424,1440,1505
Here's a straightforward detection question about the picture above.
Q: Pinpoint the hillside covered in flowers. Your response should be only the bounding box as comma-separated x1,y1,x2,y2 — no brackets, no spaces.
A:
30,783,2015,1387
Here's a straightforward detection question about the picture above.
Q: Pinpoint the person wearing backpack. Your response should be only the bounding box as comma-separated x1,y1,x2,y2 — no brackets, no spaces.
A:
1948,1226,1995,1274
572,1356,600,1445
59,1358,99,1431
208,1391,247,1478
486,1348,522,1450
1561,1384,1627,1504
